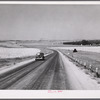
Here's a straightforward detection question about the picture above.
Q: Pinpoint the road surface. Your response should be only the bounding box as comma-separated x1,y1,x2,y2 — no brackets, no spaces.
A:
0,50,99,90
0,51,67,90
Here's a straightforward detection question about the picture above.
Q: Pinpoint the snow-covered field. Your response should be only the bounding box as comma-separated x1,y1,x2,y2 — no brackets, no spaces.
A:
52,46,100,53
0,47,40,58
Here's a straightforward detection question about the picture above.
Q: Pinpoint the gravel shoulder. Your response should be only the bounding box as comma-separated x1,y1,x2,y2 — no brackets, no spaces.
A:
58,50,100,90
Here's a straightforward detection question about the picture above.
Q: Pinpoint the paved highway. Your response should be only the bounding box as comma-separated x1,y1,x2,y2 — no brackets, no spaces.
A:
0,51,69,90
0,50,99,90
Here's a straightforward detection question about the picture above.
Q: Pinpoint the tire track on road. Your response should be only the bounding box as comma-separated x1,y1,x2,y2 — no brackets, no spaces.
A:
0,53,54,89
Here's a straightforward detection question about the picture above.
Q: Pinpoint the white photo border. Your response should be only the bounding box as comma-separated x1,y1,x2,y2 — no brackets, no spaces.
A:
0,1,100,99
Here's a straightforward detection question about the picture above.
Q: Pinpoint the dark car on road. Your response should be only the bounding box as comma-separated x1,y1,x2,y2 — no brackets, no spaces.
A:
35,52,45,61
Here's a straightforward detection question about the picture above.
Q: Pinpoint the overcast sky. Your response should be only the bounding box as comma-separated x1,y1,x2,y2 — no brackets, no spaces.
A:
0,4,100,40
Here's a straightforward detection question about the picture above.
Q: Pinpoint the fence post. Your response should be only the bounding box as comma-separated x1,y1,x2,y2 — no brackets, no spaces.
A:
96,67,99,78
89,64,91,70
84,62,86,68
77,60,79,63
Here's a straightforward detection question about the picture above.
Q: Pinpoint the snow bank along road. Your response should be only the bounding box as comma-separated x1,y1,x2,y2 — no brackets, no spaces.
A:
0,50,99,90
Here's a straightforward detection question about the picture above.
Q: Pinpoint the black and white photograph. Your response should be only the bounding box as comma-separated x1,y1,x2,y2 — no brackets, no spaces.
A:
0,2,100,91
